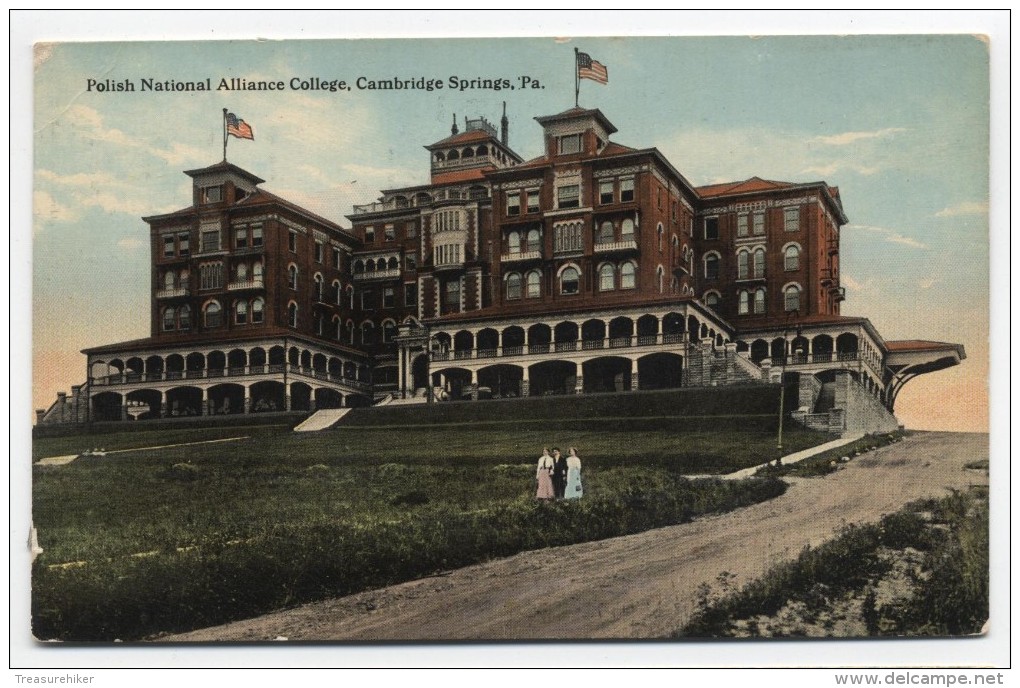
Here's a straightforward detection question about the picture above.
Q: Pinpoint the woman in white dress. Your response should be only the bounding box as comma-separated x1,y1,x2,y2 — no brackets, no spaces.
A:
535,448,555,500
564,446,583,499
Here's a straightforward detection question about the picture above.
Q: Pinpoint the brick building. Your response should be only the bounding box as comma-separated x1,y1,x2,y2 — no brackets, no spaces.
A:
37,106,964,429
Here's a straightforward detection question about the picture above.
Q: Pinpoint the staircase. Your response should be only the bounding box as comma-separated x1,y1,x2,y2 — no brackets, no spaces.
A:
293,408,351,432
384,388,433,406
36,382,90,425
814,382,836,413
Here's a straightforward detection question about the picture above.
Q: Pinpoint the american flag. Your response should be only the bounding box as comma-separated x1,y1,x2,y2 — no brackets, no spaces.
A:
576,52,608,84
225,112,254,140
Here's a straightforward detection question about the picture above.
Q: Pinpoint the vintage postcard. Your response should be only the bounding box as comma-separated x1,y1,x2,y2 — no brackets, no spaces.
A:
28,31,993,659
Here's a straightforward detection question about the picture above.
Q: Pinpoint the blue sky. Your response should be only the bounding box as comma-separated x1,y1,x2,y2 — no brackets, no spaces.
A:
31,32,990,431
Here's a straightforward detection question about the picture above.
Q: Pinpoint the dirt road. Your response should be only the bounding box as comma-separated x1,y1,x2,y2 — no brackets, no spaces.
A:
168,432,988,641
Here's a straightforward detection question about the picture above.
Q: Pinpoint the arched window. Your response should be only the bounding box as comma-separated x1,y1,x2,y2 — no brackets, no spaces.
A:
526,270,541,298
506,272,522,300
755,288,767,314
704,291,720,307
205,301,222,328
253,262,263,280
599,263,615,291
163,307,176,331
288,302,298,328
179,305,191,329
508,231,521,254
737,251,749,279
657,223,664,251
621,218,635,241
335,319,343,340
704,253,720,280
527,228,541,252
388,256,399,270
353,260,365,274
236,263,247,280
314,273,325,301
621,261,636,289
598,221,614,244
560,266,580,295
164,271,175,290
753,248,766,279
738,291,750,315
235,300,248,324
656,265,665,293
288,265,298,290
315,313,324,336
784,244,800,271
252,298,264,324
784,285,801,312
333,280,342,305
448,149,459,161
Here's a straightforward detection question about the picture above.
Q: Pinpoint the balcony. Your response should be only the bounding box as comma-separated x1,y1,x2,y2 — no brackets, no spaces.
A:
227,277,264,291
156,286,189,298
593,239,638,254
353,268,401,281
501,250,542,263
417,333,691,366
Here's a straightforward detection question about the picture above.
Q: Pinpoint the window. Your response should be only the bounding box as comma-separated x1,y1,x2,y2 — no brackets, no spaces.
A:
753,248,766,279
361,322,374,345
597,221,614,245
704,253,720,280
508,231,521,254
163,236,176,258
384,225,395,241
704,217,719,240
558,134,581,155
444,279,461,313
784,206,800,232
506,273,522,300
205,301,223,328
288,231,298,253
406,221,418,239
784,245,800,271
507,192,520,217
164,271,175,290
737,251,749,279
526,190,540,214
404,283,418,307
333,248,342,270
554,222,583,253
234,227,248,249
560,266,580,295
288,303,298,328
599,180,614,204
333,281,342,305
621,262,636,289
526,270,540,298
250,224,262,248
252,298,264,323
705,292,720,307
383,287,395,308
657,189,663,210
288,265,298,290
557,184,580,209
364,227,375,243
163,307,176,331
657,223,664,252
315,241,324,263
621,218,635,242
178,233,190,256
527,228,541,252
315,313,325,336
199,263,223,290
201,229,220,253
755,288,767,314
738,291,749,315
435,243,462,266
314,274,325,301
236,263,248,281
203,186,222,203
599,263,615,291
179,305,191,329
383,321,397,343
406,254,417,271
235,300,248,324
784,285,801,312
361,289,374,310
737,214,749,237
620,178,634,202
253,262,263,281
752,212,765,236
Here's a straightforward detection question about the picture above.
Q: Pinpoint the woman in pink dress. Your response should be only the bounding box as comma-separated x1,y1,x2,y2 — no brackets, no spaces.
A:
535,447,555,500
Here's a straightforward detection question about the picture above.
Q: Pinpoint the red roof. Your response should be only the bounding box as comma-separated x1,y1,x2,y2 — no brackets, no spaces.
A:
885,340,962,352
696,176,796,198
430,168,488,185
427,129,496,149
82,326,364,357
235,189,349,234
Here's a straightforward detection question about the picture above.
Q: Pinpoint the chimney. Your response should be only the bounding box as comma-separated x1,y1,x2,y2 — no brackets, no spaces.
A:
451,113,458,136
35,409,45,424
500,101,508,146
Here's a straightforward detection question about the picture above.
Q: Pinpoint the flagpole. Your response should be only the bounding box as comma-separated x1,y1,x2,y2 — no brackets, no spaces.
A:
573,48,579,107
222,108,228,162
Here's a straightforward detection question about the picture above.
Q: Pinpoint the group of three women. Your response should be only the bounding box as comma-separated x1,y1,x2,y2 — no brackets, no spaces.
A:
536,447,583,500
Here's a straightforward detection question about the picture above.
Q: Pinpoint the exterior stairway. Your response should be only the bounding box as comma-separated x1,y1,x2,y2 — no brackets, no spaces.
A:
814,382,837,413
293,408,351,432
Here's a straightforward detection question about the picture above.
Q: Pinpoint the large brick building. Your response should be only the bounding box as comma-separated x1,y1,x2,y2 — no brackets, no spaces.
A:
38,105,964,431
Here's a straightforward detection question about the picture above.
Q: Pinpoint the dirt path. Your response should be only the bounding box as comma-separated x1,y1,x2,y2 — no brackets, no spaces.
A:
167,431,988,641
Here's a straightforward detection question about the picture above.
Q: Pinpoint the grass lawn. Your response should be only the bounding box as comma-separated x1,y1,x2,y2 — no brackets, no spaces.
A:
32,400,832,640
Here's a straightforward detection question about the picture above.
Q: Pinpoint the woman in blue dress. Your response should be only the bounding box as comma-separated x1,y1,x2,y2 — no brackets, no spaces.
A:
564,446,583,499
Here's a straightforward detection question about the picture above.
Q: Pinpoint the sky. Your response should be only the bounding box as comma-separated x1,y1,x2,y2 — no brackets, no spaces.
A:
28,26,991,433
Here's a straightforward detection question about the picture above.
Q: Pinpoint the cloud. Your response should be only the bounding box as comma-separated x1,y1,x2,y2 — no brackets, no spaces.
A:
36,168,177,220
845,223,927,250
840,274,868,292
117,237,145,251
814,128,907,146
34,189,79,224
919,277,941,290
60,105,206,167
935,200,988,217
884,233,927,249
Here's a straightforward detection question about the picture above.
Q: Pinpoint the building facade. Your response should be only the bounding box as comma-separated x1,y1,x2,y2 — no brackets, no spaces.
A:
37,106,964,429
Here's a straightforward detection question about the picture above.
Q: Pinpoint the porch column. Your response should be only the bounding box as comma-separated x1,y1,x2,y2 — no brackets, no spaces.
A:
201,388,209,416
630,357,640,391
243,385,252,414
574,363,583,395
158,390,166,418
521,366,530,397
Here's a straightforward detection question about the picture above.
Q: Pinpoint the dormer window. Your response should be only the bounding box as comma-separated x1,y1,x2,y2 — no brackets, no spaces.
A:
202,186,223,203
558,134,582,155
